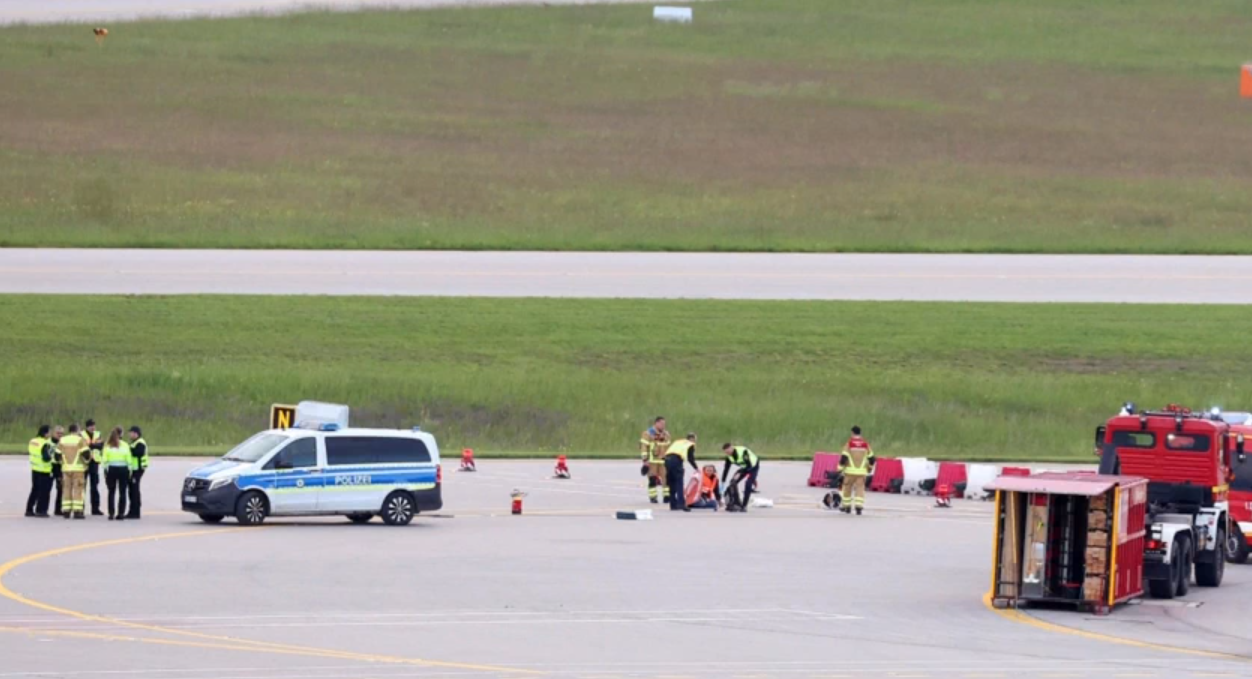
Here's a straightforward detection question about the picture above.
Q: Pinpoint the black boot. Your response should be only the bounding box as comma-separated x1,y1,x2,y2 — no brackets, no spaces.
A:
855,507,863,516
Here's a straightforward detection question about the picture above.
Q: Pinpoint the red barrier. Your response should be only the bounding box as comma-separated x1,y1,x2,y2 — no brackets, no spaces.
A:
869,457,903,493
1000,466,1030,477
935,462,967,499
807,452,841,487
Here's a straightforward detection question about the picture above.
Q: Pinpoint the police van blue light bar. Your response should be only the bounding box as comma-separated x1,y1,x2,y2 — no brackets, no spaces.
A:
320,423,340,431
411,426,421,432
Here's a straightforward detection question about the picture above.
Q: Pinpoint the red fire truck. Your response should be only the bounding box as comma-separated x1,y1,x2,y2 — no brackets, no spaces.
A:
1223,419,1252,564
1096,405,1246,598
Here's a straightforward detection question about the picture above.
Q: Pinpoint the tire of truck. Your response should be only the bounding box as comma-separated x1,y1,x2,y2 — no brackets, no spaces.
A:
1175,534,1192,597
1229,529,1251,565
1148,538,1185,600
1196,526,1226,587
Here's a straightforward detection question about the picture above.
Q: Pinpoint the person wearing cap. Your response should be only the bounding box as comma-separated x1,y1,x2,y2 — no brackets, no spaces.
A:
125,426,148,520
84,419,105,516
25,424,55,518
663,433,699,512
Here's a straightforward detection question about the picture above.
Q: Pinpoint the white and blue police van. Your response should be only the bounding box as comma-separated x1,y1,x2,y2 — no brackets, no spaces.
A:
181,422,442,526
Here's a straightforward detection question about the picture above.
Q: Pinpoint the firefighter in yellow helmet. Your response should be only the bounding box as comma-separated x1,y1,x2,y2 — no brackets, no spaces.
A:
838,426,875,516
58,423,91,519
639,416,671,504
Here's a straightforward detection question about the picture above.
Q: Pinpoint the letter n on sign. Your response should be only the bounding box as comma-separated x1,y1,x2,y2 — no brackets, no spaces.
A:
270,404,297,430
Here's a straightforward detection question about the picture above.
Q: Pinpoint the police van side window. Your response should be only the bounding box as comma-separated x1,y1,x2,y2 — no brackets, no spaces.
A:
326,437,431,466
264,438,318,470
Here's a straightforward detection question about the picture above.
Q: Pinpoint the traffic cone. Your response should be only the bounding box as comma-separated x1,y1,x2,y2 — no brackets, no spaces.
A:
1242,63,1252,99
553,454,570,479
459,448,476,472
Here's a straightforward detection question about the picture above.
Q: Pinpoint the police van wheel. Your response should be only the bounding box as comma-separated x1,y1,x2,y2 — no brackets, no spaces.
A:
381,491,415,526
347,513,373,524
236,492,269,526
198,514,224,524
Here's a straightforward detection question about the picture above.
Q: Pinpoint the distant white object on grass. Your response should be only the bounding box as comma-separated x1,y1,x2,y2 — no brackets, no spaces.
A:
653,6,692,23
751,497,773,508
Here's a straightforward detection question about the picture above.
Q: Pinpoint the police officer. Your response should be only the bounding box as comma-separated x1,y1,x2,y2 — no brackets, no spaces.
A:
838,426,875,516
25,425,54,518
721,443,761,512
84,419,104,516
663,433,699,512
125,426,148,520
59,424,90,519
50,425,64,516
102,427,130,520
639,416,671,504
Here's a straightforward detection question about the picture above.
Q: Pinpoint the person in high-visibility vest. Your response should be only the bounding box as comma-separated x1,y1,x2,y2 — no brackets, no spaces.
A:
838,426,875,515
84,419,105,516
721,443,761,512
664,433,699,512
639,416,671,504
58,423,90,519
125,426,148,520
102,427,131,520
25,425,54,518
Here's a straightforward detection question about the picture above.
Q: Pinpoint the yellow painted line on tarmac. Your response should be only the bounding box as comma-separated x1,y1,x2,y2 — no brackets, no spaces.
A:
0,529,540,675
982,593,1250,663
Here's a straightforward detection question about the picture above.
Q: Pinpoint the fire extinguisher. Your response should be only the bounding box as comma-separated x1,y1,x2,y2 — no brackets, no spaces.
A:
511,489,527,515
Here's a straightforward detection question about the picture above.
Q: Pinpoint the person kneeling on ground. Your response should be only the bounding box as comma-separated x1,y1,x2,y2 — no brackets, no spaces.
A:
688,466,721,510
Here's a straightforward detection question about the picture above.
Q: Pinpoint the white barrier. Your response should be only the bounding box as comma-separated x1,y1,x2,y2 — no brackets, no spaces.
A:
653,6,693,23
900,458,938,495
965,464,1000,500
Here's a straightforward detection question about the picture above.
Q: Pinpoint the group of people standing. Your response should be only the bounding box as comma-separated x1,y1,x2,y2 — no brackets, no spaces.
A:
26,420,149,520
638,416,761,512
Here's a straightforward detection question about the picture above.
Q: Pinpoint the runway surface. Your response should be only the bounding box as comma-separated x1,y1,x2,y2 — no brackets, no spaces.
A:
0,0,674,25
2,458,1250,679
4,249,1252,302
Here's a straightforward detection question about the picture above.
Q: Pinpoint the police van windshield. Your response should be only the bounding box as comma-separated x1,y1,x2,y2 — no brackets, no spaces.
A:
223,433,289,463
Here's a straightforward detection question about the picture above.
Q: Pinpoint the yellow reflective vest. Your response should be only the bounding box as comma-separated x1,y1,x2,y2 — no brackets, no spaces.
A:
28,437,51,474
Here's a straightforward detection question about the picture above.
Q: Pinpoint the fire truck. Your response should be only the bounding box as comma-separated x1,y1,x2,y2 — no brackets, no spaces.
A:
1220,415,1252,564
1096,405,1246,598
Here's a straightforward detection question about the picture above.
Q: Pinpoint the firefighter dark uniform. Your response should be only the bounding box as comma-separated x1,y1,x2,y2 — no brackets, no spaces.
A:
84,422,104,516
664,436,699,511
640,424,671,504
25,429,54,517
126,429,148,520
839,429,875,515
721,445,760,511
103,438,130,520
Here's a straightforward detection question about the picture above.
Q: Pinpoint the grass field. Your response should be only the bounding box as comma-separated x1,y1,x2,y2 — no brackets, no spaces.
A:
1,0,1250,253
2,295,1249,461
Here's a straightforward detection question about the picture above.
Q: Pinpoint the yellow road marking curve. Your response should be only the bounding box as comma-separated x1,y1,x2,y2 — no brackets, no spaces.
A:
0,528,539,675
981,593,1249,662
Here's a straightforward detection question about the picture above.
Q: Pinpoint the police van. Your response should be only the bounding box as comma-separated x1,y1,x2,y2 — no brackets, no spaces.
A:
181,423,442,526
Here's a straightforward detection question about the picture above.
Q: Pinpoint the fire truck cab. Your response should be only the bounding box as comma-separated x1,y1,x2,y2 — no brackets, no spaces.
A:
1096,405,1245,598
1225,422,1252,564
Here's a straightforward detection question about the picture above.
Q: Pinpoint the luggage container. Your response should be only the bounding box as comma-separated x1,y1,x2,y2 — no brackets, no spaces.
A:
987,472,1147,615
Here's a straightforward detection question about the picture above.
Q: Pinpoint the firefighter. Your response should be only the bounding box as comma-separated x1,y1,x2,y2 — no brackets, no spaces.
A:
102,427,130,520
664,433,699,512
838,426,875,515
639,416,671,504
58,424,90,519
125,426,148,520
50,425,64,516
84,419,104,516
25,425,54,518
721,443,761,513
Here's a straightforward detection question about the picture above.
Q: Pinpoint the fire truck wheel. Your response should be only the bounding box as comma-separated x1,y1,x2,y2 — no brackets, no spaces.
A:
1196,526,1225,587
1228,530,1251,564
1175,535,1192,597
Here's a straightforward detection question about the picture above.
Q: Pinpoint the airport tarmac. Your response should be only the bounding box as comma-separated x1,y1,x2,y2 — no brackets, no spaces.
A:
1,458,1250,679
